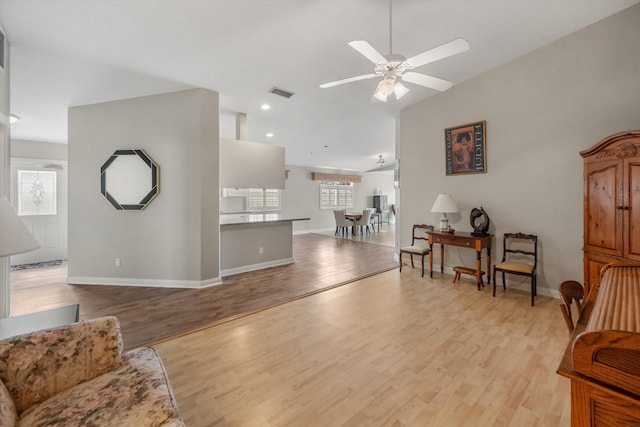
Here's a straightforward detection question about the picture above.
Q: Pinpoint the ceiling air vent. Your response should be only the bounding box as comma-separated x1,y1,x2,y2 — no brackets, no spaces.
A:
269,87,295,99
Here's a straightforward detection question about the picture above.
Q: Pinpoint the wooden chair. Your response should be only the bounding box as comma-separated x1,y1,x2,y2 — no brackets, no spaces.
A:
399,224,433,277
559,280,584,333
492,232,538,306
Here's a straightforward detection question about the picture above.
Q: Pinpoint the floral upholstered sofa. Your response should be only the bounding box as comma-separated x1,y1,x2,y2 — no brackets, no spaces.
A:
0,316,184,426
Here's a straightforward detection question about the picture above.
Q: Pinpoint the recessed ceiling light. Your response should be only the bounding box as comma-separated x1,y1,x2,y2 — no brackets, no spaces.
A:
260,104,271,110
9,114,19,124
266,132,274,138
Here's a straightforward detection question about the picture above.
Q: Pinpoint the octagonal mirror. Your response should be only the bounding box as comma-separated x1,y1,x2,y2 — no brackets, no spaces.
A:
100,149,159,210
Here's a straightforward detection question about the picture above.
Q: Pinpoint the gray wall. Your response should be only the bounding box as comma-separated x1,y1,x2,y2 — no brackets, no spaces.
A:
0,25,9,195
68,88,220,287
280,165,395,233
398,5,640,296
0,25,10,316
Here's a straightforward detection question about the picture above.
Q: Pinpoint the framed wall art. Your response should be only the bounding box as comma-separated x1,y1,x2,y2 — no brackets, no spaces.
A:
445,120,486,175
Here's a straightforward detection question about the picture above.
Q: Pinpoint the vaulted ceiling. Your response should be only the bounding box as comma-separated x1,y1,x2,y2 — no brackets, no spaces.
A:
1,0,637,171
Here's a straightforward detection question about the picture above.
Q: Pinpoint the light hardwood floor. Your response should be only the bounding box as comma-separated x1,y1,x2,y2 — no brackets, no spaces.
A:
154,267,571,427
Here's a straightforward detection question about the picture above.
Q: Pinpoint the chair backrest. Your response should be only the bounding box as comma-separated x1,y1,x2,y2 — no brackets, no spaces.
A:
501,232,537,266
559,280,584,333
357,209,373,225
412,224,434,245
333,210,350,227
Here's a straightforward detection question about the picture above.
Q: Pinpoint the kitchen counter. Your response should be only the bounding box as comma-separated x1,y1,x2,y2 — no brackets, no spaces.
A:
219,213,309,277
220,213,310,226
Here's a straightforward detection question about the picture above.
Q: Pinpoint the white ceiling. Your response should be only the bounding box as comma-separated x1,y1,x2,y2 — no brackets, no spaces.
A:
1,0,638,172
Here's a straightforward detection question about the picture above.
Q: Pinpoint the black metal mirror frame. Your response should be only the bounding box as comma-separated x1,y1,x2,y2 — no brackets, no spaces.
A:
100,149,159,210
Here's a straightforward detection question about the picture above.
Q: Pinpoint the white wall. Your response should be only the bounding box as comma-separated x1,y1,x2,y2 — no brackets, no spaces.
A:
399,5,640,296
280,165,395,233
67,88,220,288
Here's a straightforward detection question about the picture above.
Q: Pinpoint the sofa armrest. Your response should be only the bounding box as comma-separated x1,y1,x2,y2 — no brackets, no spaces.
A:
0,316,124,413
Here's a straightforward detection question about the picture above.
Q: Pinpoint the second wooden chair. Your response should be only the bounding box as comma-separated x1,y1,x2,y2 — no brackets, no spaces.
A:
399,224,433,277
493,232,538,306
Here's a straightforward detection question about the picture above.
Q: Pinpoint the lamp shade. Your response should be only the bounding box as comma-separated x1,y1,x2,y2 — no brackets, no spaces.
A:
0,196,40,257
431,193,459,214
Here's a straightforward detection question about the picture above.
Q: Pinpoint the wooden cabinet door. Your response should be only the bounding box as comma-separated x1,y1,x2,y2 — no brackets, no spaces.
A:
625,159,640,260
585,158,623,257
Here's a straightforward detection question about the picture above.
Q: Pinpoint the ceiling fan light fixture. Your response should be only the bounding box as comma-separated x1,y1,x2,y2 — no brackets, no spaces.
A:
374,78,396,102
394,82,409,99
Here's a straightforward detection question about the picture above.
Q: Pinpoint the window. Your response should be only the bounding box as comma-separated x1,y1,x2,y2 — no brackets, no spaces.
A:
17,170,57,216
247,188,280,211
320,182,353,209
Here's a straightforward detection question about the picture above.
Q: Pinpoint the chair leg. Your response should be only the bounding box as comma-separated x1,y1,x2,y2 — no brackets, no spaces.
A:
560,304,574,333
531,276,535,306
501,272,506,290
492,268,497,297
421,255,425,277
410,254,414,268
399,251,403,272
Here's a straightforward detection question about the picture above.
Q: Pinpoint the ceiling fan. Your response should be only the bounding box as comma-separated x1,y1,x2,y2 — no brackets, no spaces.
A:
319,0,470,102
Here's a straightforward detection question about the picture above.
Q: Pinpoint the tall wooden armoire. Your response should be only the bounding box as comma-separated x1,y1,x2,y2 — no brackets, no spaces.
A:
581,130,640,294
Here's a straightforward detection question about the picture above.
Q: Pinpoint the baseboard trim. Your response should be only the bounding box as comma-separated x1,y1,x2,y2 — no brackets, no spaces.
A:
66,275,223,289
220,257,295,277
415,264,560,299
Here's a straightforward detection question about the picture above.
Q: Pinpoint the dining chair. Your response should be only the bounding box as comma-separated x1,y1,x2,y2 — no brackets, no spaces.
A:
399,224,434,277
492,232,538,306
356,209,374,234
333,210,354,236
559,280,584,333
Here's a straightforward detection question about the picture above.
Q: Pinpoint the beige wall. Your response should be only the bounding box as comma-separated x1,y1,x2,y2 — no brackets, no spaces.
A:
398,5,640,296
67,88,220,288
219,138,285,189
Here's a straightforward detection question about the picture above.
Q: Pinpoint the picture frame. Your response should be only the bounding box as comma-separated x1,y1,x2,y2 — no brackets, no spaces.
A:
444,120,486,175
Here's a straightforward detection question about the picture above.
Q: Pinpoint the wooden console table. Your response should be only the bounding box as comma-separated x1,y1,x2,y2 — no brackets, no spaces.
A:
428,230,493,290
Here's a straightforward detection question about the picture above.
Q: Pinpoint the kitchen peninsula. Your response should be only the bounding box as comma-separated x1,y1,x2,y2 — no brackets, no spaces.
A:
220,213,309,276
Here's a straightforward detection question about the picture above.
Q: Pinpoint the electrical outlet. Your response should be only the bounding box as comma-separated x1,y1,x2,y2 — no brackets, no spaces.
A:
258,247,264,254
115,258,121,267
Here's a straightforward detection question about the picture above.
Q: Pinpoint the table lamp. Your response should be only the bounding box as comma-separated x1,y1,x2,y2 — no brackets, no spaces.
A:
431,193,459,232
0,195,40,258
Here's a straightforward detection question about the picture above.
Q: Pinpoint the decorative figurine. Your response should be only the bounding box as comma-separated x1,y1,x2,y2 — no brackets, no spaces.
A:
470,207,490,236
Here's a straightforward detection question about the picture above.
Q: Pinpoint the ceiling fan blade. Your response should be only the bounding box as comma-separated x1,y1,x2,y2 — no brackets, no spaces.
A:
405,38,470,68
348,40,388,65
320,73,377,89
402,72,454,92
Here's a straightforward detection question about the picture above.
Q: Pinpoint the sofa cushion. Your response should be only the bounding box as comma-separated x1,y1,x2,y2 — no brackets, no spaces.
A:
0,380,17,427
17,347,183,427
0,317,123,413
